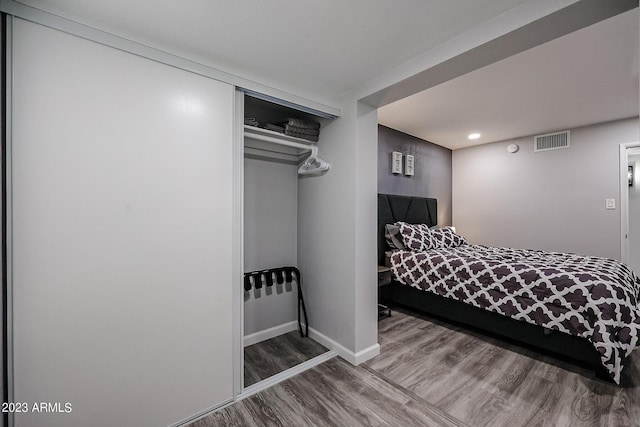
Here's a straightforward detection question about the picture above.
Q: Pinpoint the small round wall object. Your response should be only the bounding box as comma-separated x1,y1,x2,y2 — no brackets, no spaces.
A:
507,143,519,153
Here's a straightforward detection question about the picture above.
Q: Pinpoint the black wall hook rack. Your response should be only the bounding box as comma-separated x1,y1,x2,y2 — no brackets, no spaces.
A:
243,266,309,338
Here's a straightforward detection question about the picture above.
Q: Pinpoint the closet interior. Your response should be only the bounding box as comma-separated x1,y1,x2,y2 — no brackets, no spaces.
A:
242,94,332,388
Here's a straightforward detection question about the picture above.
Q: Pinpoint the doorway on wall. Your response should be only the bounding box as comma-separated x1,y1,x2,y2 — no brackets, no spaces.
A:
621,142,640,274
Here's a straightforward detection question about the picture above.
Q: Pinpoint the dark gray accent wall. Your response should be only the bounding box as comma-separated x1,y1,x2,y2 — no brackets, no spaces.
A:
377,125,452,226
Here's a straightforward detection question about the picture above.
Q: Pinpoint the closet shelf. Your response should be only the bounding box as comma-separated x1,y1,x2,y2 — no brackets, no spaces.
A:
244,125,317,147
244,125,330,175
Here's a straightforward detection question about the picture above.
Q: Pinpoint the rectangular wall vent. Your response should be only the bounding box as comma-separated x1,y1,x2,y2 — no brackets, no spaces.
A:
534,130,570,152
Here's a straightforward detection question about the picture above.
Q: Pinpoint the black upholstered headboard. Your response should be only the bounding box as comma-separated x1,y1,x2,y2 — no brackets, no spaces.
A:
377,194,437,265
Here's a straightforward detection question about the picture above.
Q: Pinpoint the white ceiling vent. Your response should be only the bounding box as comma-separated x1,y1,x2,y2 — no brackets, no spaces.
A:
534,130,570,152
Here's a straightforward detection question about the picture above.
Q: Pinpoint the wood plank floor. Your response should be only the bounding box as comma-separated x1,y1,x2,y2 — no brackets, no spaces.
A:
192,309,640,426
244,331,329,387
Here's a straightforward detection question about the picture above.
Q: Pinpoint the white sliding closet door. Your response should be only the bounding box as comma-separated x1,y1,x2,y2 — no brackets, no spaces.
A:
11,19,234,427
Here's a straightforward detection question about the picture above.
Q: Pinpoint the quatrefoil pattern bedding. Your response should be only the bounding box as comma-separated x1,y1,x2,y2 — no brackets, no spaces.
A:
390,239,640,384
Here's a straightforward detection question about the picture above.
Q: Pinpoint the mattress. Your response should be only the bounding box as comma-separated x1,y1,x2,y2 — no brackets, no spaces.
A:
390,244,640,383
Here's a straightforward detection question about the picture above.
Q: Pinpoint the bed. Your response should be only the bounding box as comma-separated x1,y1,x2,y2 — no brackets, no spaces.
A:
378,193,640,384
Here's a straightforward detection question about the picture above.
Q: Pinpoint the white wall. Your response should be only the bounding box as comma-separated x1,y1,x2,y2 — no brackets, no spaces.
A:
298,98,379,363
354,102,380,358
243,157,298,337
629,152,640,273
453,118,639,259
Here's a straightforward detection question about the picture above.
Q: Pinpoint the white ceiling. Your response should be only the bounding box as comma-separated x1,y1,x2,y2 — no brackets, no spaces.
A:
378,8,639,150
19,0,531,101
16,1,638,149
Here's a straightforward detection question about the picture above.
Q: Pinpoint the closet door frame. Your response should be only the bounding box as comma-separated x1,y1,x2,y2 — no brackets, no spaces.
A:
232,90,245,394
3,13,14,427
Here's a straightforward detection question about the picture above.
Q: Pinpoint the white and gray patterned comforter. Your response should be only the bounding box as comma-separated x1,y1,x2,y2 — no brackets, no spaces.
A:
390,245,640,383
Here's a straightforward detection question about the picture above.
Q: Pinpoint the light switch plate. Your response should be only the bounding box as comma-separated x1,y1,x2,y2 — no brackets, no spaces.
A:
605,199,616,210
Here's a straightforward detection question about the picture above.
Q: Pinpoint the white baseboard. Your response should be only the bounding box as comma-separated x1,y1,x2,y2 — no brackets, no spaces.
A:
243,321,298,347
307,327,380,365
352,343,381,365
244,322,381,365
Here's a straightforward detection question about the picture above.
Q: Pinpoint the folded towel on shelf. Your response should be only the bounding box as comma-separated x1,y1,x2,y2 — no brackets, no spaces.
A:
277,118,321,142
284,127,319,137
283,118,321,130
264,123,285,133
284,130,319,142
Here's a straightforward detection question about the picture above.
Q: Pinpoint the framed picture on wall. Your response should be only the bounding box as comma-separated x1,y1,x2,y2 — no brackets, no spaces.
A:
405,155,415,176
392,151,403,174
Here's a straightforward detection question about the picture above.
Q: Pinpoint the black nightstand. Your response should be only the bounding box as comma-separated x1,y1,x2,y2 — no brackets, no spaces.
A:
378,266,392,319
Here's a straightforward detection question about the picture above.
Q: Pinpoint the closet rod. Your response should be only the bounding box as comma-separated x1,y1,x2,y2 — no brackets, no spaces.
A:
245,130,318,157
